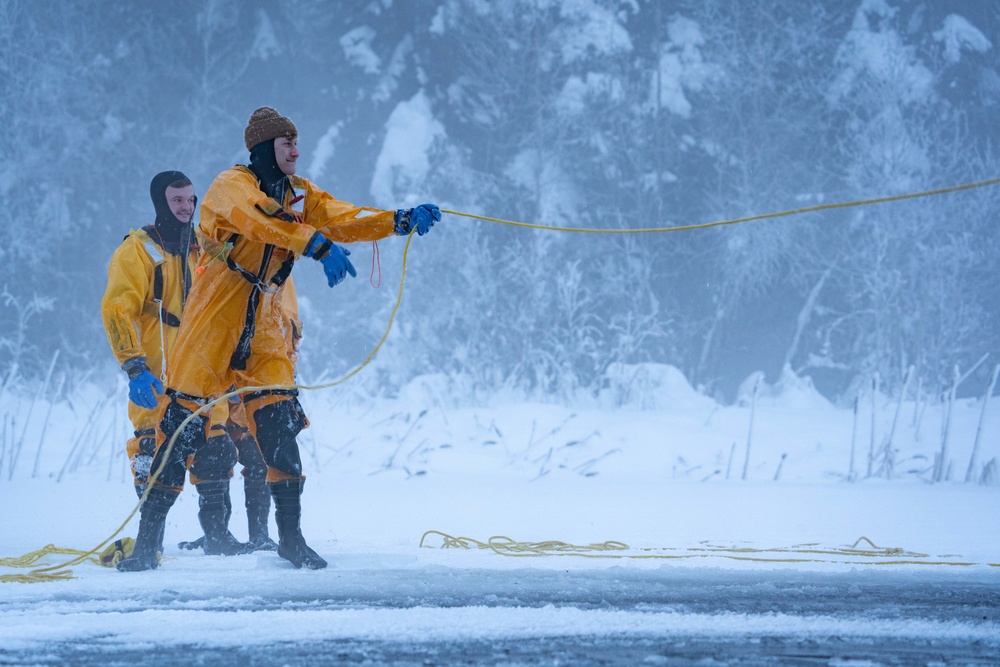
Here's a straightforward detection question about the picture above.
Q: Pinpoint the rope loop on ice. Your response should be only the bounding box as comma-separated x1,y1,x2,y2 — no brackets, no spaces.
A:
419,531,996,567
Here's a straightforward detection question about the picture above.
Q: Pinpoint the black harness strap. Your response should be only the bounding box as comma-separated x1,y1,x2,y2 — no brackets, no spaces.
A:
134,428,157,457
230,276,264,371
230,238,272,371
165,388,207,405
225,187,301,371
150,267,183,326
144,231,190,329
152,264,163,302
226,230,297,371
159,310,181,327
224,235,265,289
241,387,299,403
223,233,295,292
270,255,295,288
181,242,193,306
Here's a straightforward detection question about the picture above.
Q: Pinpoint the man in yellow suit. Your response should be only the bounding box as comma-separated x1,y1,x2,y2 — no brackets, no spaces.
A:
117,107,440,572
102,172,278,559
102,171,197,496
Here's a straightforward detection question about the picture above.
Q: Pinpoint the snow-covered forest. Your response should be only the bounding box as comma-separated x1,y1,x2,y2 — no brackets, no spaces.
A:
3,4,1000,662
1,0,998,404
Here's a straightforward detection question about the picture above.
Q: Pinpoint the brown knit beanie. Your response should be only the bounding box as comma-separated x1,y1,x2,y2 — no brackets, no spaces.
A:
244,106,298,151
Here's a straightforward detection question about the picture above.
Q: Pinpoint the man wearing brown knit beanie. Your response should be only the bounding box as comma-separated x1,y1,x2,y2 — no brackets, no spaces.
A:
117,106,441,572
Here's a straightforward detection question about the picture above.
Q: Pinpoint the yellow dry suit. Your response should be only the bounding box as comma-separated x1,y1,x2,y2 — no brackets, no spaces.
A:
156,166,397,485
101,226,199,488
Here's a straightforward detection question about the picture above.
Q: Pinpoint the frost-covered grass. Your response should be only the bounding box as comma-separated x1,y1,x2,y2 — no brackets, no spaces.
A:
7,363,995,485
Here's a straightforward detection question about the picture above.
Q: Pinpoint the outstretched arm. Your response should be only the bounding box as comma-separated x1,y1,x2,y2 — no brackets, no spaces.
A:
299,179,397,244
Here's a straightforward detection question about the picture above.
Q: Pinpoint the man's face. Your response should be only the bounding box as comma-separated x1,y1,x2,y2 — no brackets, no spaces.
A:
164,184,196,223
275,136,299,176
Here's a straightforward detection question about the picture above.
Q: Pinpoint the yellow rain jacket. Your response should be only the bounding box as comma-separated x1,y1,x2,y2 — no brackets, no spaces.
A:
166,166,396,400
101,227,199,473
103,227,196,379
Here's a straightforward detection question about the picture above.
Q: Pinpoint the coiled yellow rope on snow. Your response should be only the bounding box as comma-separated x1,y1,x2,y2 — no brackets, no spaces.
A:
419,531,998,567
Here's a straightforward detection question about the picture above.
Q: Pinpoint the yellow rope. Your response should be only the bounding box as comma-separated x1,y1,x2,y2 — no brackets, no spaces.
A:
419,531,997,567
0,545,101,569
442,176,1000,233
6,176,1000,582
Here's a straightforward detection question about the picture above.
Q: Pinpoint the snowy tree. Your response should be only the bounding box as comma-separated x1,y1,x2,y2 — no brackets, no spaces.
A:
664,0,836,395
405,0,647,396
0,0,143,378
2,0,997,403
814,0,998,396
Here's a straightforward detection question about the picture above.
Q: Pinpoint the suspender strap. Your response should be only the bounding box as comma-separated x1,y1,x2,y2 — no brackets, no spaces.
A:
149,263,183,326
224,255,296,291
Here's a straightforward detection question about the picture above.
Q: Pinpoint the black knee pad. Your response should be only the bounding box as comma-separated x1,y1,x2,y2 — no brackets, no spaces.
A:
234,434,268,481
154,398,208,487
160,399,208,458
189,434,238,482
252,398,307,478
134,428,157,457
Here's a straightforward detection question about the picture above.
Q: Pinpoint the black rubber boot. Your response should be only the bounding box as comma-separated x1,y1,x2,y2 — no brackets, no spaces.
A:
196,481,253,556
117,486,179,572
246,475,277,551
179,480,235,551
177,535,204,551
133,484,165,556
270,479,327,569
179,481,245,551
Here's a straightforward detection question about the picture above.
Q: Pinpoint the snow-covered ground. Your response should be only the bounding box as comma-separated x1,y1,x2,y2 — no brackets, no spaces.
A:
1,366,998,664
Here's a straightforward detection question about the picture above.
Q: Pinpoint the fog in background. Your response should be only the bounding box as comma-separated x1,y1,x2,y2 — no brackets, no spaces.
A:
2,0,998,405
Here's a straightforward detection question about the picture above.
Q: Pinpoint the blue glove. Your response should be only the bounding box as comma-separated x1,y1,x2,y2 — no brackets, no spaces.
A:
123,359,163,409
394,204,441,236
412,204,440,235
304,233,356,287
